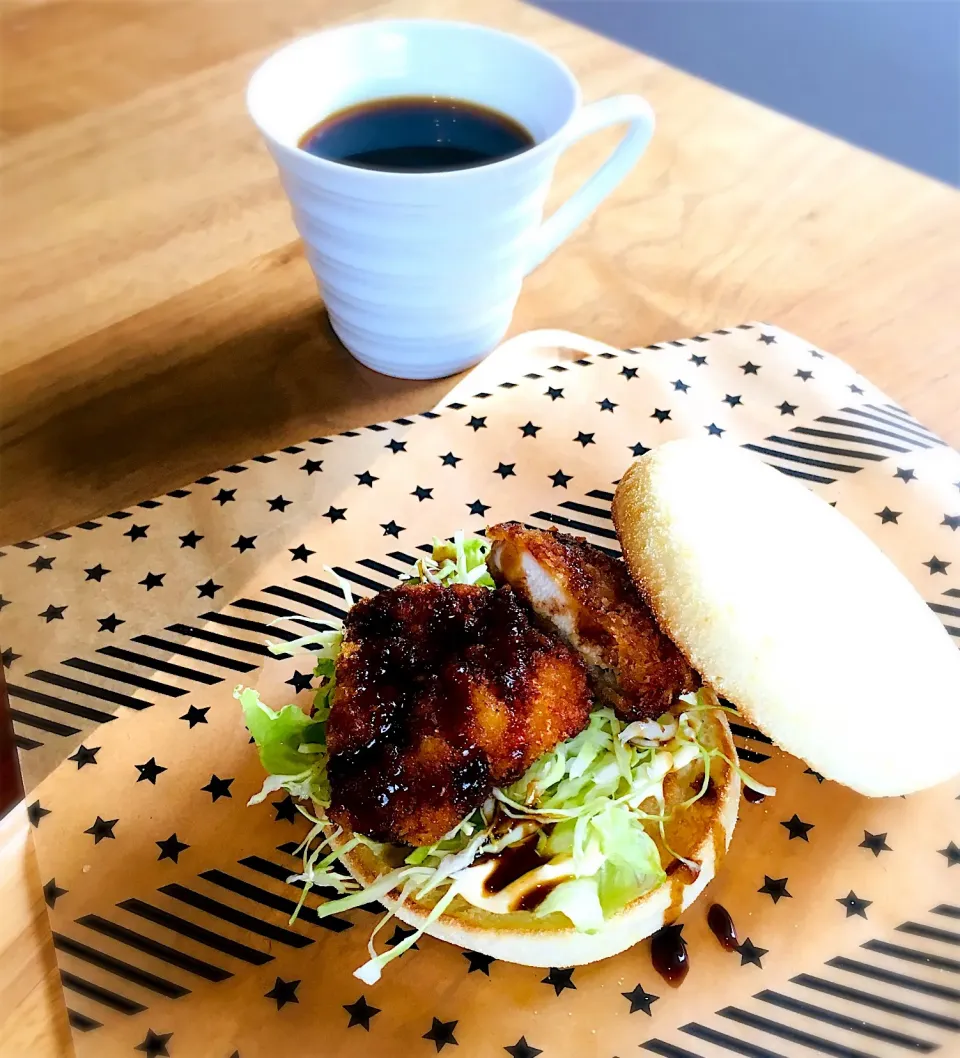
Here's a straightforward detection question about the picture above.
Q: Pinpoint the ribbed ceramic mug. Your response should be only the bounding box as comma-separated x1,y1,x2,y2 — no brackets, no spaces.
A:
247,20,655,379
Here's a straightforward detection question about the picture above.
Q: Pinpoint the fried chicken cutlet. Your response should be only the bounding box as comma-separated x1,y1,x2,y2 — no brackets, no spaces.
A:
486,523,698,721
326,582,592,847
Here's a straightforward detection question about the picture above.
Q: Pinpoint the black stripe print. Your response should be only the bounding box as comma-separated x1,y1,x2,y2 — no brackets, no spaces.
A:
15,734,42,750
61,658,187,697
77,914,232,982
586,489,616,502
862,938,960,973
755,989,936,1052
742,444,861,474
558,500,614,521
117,899,272,965
27,670,150,710
768,464,836,485
929,602,960,620
53,933,189,998
330,566,392,594
9,708,79,737
933,904,960,920
827,957,960,1001
67,1009,102,1032
241,854,384,914
766,436,887,461
870,404,942,438
292,577,350,615
791,426,909,453
261,584,346,621
166,624,271,658
196,612,299,641
357,558,408,580
897,921,960,947
736,747,771,764
792,973,960,1032
680,1022,784,1058
641,1040,706,1058
157,884,313,947
387,551,420,565
7,683,116,724
718,1006,875,1058
529,511,619,542
816,416,933,449
198,869,352,934
95,646,223,685
60,971,145,1015
132,635,256,673
728,723,774,746
842,407,945,446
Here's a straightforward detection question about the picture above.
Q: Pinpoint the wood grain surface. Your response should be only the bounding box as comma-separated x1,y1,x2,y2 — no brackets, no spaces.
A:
1,1,959,1053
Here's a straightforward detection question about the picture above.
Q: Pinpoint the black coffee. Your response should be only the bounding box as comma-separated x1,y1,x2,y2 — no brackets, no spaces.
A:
299,96,535,173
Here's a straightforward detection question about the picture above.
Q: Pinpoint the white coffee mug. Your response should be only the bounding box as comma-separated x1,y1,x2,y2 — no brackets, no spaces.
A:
247,20,654,379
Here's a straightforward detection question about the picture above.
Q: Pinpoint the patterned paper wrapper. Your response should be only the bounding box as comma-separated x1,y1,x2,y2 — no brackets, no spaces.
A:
2,324,958,1058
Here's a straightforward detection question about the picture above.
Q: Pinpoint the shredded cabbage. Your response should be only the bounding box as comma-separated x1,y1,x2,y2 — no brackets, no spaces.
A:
237,532,774,983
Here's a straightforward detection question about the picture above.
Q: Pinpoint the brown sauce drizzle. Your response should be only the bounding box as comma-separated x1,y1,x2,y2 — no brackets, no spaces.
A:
514,880,562,912
707,903,739,951
744,786,766,804
651,924,688,986
482,839,549,894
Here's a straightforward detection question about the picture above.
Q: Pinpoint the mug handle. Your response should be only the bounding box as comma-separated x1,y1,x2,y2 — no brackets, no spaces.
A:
525,95,655,275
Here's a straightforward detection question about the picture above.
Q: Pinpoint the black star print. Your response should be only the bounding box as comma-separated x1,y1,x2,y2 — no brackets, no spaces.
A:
860,831,892,856
942,514,960,531
355,470,378,487
621,366,638,380
180,705,209,728
804,767,826,783
849,384,865,395
213,488,236,504
193,577,224,602
124,524,149,541
705,423,725,437
924,556,950,575
344,995,381,1030
268,495,292,512
723,394,743,408
85,816,117,844
651,409,671,423
758,333,777,345
467,500,490,517
38,604,66,622
795,369,814,382
1,647,20,669
139,572,164,590
232,534,257,553
740,361,760,375
381,520,404,538
289,544,314,563
439,452,461,467
467,416,487,431
386,438,408,453
202,774,234,802
29,555,55,572
777,401,798,416
574,431,595,446
689,354,708,367
386,925,419,950
265,976,300,1010
504,1037,542,1058
758,875,792,903
273,795,298,823
735,937,768,968
412,486,434,501
549,470,572,489
27,801,50,827
135,1029,173,1058
520,421,542,437
671,380,690,393
780,814,814,841
939,841,960,866
630,442,651,458
494,463,516,479
875,507,901,525
301,459,323,475
0,596,9,612
894,467,916,483
97,613,125,633
324,506,347,523
463,950,495,974
545,387,564,400
43,878,67,909
286,671,313,693
423,1017,458,1052
622,982,658,1014
179,530,203,548
136,758,167,784
597,397,617,412
541,967,576,995
837,891,872,918
68,745,99,769
156,833,189,863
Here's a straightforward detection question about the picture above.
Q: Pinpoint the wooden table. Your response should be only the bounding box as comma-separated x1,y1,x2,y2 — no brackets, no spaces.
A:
1,0,958,1053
